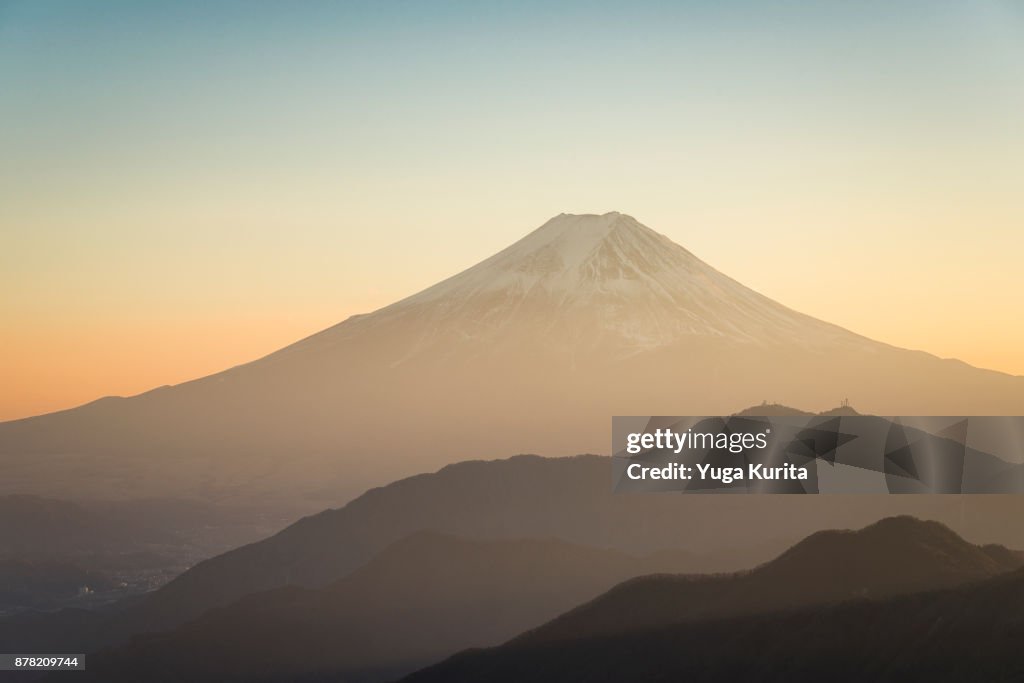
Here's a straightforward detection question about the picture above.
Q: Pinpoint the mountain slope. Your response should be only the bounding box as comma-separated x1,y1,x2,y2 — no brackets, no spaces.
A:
81,518,1024,683
510,516,1022,647
7,453,1014,658
75,533,694,683
0,455,787,655
404,567,1024,683
314,212,870,355
404,519,1024,683
2,212,1023,507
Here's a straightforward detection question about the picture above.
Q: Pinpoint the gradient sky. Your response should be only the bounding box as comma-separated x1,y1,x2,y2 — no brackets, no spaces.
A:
2,0,1023,420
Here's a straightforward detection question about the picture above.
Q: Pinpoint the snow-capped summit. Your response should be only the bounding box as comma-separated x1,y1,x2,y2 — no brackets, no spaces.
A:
314,212,870,359
401,212,691,303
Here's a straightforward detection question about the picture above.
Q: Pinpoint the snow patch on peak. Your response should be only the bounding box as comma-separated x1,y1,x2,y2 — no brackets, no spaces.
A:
518,212,667,269
398,211,694,307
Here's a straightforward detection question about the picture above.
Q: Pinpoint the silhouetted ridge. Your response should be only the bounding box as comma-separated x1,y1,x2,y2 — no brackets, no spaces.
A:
508,516,1021,647
733,402,860,417
404,561,1024,683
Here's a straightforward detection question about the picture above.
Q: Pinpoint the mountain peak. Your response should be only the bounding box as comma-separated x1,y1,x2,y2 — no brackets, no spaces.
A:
539,211,638,238
764,515,1020,582
498,515,1023,653
527,211,634,252
493,211,686,280
337,211,871,357
385,211,693,311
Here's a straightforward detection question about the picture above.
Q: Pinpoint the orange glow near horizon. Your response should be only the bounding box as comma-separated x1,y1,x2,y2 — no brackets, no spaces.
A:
2,270,1023,422
0,313,343,422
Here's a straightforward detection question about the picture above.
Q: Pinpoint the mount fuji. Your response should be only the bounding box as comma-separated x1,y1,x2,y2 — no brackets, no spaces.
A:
2,212,1022,507
308,212,875,359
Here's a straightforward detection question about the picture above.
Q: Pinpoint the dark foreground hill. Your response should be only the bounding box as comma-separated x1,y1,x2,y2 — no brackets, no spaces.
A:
405,564,1024,683
74,533,692,683
506,516,1022,646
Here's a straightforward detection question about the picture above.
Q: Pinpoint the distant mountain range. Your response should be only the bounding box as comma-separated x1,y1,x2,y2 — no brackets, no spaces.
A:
406,521,1024,683
74,533,692,682
0,454,787,655
2,212,1022,507
60,516,1024,683
9,453,1024,668
501,516,1022,646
